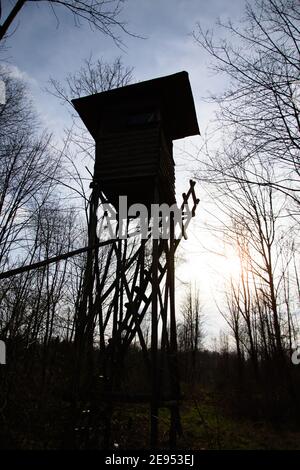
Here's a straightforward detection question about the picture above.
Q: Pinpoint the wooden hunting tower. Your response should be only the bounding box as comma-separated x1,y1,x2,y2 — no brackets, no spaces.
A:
72,71,199,207
71,72,199,449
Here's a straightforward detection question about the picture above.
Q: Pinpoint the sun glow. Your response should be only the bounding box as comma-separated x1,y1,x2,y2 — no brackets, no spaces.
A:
178,248,243,291
220,253,243,282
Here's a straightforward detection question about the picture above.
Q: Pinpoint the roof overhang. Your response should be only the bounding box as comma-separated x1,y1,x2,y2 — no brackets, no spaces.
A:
72,71,200,141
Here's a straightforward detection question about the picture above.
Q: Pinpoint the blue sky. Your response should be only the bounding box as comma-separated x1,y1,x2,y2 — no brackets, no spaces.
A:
1,0,247,343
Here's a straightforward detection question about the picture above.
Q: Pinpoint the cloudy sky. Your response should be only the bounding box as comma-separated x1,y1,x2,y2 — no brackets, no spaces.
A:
1,0,247,343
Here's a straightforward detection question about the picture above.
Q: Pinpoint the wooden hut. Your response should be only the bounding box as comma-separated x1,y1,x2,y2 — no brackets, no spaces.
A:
72,71,199,208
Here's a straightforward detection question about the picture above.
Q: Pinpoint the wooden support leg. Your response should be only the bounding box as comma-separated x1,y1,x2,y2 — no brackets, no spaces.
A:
150,236,159,448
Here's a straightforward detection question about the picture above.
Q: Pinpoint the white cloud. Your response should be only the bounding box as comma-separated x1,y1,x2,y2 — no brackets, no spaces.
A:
0,63,38,87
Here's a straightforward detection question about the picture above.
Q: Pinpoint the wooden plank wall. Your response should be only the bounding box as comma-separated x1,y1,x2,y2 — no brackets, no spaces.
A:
95,123,175,206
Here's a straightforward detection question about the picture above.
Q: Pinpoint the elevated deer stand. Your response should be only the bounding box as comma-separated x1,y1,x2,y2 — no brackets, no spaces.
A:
72,71,199,448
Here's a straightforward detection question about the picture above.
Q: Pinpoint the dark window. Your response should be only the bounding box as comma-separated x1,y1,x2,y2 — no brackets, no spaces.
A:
127,112,158,126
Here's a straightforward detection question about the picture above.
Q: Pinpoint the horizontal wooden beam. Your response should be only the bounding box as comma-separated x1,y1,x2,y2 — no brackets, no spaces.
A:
0,239,115,280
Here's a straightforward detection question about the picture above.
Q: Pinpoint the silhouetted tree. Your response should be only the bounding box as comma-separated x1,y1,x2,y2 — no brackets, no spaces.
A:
0,0,132,45
178,284,204,381
194,0,300,207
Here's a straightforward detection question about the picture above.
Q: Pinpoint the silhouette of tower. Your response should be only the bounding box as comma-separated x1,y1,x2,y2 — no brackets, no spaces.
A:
72,71,199,448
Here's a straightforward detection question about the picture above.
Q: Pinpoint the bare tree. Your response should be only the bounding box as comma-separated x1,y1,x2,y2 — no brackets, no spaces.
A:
194,0,300,206
0,66,61,274
211,159,300,374
193,1,300,387
0,0,132,45
178,284,204,382
48,56,133,170
49,56,133,106
221,279,246,382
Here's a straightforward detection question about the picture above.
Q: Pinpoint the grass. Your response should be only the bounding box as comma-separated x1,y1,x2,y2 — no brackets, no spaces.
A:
110,386,300,450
